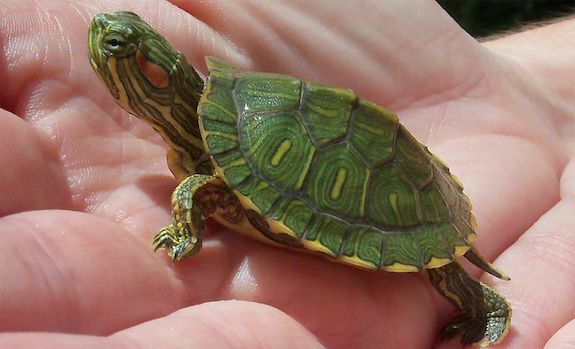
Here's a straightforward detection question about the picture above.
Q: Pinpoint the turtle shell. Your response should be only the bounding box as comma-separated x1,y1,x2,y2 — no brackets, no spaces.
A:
198,57,477,271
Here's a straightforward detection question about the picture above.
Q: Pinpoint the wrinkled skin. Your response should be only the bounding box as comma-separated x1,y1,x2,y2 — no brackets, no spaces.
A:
1,0,574,348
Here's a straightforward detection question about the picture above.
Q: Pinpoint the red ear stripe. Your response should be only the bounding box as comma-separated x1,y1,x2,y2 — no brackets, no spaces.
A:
137,50,170,88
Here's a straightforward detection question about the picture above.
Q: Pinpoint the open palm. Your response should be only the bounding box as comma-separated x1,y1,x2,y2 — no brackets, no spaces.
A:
1,1,574,348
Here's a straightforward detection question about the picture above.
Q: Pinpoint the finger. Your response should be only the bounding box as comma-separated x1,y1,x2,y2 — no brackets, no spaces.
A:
544,319,575,348
167,0,485,108
0,301,325,349
0,109,70,215
0,210,186,333
114,301,324,348
481,190,575,346
483,18,575,105
1,0,94,117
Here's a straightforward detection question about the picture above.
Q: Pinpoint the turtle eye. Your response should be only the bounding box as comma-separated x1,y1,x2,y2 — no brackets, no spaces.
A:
103,33,128,54
107,38,120,47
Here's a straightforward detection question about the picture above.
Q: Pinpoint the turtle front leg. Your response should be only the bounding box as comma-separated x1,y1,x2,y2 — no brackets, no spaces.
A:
153,174,223,261
428,262,511,346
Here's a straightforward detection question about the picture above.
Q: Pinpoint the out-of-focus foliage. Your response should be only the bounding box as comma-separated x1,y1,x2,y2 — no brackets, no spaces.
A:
437,0,575,38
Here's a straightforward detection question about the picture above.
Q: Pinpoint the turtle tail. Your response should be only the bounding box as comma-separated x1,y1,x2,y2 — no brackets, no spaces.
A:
464,246,510,281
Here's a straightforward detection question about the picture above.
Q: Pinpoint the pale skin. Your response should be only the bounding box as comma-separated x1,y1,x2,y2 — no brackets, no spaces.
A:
0,0,574,348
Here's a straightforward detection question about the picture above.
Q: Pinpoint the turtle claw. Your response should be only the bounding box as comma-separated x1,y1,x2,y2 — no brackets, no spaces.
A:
429,262,511,347
153,225,202,262
441,315,485,346
151,175,217,261
441,311,509,347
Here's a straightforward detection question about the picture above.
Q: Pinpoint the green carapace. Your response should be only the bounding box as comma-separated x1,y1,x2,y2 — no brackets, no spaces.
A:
88,11,511,346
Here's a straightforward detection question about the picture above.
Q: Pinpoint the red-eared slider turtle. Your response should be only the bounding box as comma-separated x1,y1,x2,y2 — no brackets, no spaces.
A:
88,11,511,346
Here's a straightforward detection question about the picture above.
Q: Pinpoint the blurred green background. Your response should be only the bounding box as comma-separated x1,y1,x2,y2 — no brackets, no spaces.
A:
437,0,574,38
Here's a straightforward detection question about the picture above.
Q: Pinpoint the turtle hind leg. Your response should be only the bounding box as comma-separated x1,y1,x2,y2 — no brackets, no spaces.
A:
153,174,224,261
428,262,511,346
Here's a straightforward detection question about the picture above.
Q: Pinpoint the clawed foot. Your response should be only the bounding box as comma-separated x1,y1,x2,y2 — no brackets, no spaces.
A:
441,309,509,347
429,262,511,347
152,174,216,261
153,225,202,262
441,315,486,346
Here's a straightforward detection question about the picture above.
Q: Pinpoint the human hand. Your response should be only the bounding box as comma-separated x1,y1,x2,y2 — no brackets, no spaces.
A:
1,1,574,348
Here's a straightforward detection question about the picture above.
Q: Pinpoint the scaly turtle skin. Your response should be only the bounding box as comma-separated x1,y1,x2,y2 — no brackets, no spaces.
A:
88,11,511,346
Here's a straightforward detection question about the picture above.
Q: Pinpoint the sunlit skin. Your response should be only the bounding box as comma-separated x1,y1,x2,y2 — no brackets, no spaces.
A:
1,1,574,348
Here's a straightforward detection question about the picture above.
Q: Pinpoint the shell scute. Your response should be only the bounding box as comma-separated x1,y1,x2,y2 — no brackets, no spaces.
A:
304,143,370,219
415,224,456,266
419,182,451,224
199,59,236,124
269,197,313,237
300,82,355,145
355,227,384,268
381,232,422,270
202,118,238,154
349,99,398,167
393,126,433,188
283,202,313,237
235,74,301,114
307,216,348,256
367,165,420,227
235,176,280,214
239,111,315,192
211,150,251,187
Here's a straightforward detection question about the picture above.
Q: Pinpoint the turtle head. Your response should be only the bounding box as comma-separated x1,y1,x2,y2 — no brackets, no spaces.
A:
88,11,210,174
88,11,204,114
90,12,174,107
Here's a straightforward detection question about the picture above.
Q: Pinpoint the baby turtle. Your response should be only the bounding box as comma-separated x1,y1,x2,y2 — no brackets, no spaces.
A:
88,11,511,346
